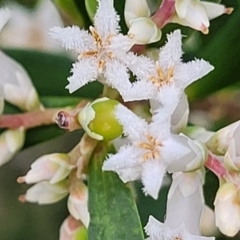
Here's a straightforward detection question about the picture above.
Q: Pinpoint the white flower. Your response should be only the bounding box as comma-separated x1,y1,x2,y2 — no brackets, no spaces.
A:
172,0,233,34
50,0,135,96
102,104,190,199
123,30,213,106
145,216,215,240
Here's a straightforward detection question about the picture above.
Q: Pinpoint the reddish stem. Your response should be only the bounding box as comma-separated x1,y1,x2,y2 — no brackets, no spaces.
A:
151,0,176,29
0,109,60,129
205,154,227,178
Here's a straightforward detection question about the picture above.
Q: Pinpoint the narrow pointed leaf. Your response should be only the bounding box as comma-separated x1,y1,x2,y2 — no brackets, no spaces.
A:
88,142,144,240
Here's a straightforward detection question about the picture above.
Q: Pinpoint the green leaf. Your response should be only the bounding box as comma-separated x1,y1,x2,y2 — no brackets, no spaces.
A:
85,0,97,21
186,0,240,101
53,0,85,26
88,142,144,240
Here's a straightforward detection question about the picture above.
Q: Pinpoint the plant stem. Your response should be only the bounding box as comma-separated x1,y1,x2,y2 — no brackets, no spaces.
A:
0,108,60,129
151,0,175,29
205,154,227,178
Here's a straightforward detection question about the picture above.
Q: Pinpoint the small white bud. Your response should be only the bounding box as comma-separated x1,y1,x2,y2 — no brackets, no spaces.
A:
60,216,87,240
124,0,151,27
21,180,69,204
0,127,25,166
200,205,218,237
128,17,161,44
67,181,90,228
167,134,207,172
223,139,240,171
207,120,240,155
18,153,75,184
214,182,240,237
171,93,189,134
172,0,210,34
0,51,42,111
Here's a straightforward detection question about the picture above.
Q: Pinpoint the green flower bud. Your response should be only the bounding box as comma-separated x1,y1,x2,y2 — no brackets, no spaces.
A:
78,97,123,141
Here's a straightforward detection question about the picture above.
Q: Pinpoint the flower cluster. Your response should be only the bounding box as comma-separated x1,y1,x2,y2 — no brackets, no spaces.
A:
1,0,237,239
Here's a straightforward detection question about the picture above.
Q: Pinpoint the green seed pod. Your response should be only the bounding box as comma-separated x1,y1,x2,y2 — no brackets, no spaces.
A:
78,97,123,141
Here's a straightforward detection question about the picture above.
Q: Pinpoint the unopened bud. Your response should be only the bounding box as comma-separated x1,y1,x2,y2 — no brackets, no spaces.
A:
171,93,189,134
60,216,87,240
18,153,75,184
21,180,68,204
172,0,210,34
0,51,42,111
0,127,25,166
202,1,233,20
78,97,123,141
207,120,240,155
124,0,150,27
214,182,240,237
224,140,240,171
68,181,89,228
167,134,207,173
128,17,161,44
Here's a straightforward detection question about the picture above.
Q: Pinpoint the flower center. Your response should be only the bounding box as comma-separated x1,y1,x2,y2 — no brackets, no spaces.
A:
78,26,114,73
149,62,174,88
137,135,162,161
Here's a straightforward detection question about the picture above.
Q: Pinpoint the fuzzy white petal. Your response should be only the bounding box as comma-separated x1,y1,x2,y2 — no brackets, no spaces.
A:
109,34,134,54
115,166,142,183
115,104,148,140
104,59,132,95
49,26,94,52
156,84,180,114
123,79,156,101
94,0,120,38
174,59,214,90
66,58,98,93
126,52,155,79
158,30,183,70
102,145,142,171
141,161,166,199
145,216,215,240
